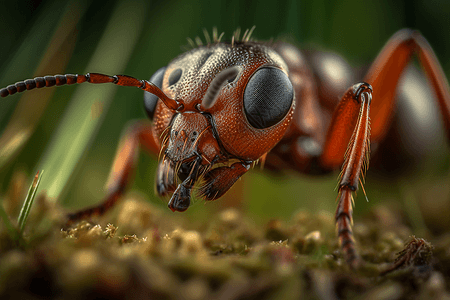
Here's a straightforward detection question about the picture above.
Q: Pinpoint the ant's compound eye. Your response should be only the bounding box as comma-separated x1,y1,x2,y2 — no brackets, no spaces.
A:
168,68,182,86
243,67,294,129
144,66,166,120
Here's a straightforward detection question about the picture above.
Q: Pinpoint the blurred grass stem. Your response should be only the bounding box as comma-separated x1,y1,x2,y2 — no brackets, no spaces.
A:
37,0,147,202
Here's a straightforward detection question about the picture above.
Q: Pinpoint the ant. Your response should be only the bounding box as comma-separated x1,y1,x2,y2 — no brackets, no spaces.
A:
1,28,449,268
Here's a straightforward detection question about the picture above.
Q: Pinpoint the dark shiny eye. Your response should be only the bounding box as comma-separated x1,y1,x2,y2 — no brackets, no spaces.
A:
144,66,166,120
243,67,294,129
168,68,182,86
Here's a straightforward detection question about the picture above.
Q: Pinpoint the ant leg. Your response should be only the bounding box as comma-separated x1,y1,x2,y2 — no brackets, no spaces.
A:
318,30,450,268
66,121,160,225
364,29,450,142
319,83,372,268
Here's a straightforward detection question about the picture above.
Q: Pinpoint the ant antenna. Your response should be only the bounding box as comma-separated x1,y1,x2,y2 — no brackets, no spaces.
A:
0,73,184,111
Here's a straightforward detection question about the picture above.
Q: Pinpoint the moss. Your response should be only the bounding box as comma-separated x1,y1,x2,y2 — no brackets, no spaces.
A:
0,194,449,299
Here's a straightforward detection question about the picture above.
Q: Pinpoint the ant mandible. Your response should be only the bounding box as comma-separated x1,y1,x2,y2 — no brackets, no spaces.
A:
1,28,449,268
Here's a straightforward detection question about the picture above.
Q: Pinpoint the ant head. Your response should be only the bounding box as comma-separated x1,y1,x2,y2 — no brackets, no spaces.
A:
149,41,295,161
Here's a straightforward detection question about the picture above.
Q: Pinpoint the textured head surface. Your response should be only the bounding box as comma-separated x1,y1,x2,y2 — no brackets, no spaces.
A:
153,41,295,161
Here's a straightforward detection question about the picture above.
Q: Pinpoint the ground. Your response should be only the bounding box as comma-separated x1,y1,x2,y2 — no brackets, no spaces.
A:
1,190,449,300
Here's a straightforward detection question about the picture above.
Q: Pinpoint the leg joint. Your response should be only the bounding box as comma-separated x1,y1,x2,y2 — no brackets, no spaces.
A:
339,182,357,192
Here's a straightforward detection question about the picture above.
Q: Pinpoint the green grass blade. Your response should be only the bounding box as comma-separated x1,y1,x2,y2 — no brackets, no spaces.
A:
0,0,70,125
37,0,147,202
0,0,88,170
17,170,44,234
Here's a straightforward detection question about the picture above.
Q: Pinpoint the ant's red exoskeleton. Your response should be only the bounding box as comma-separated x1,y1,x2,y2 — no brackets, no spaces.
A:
1,28,449,268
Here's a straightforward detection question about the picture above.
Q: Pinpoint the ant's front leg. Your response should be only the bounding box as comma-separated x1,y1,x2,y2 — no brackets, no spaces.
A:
66,121,160,225
319,29,450,268
320,83,372,268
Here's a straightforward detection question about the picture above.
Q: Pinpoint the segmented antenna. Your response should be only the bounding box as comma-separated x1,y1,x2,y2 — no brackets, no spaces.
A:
0,73,183,111
202,66,240,109
0,74,81,97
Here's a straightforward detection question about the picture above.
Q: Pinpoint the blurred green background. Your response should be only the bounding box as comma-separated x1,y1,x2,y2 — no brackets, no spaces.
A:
0,0,449,224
